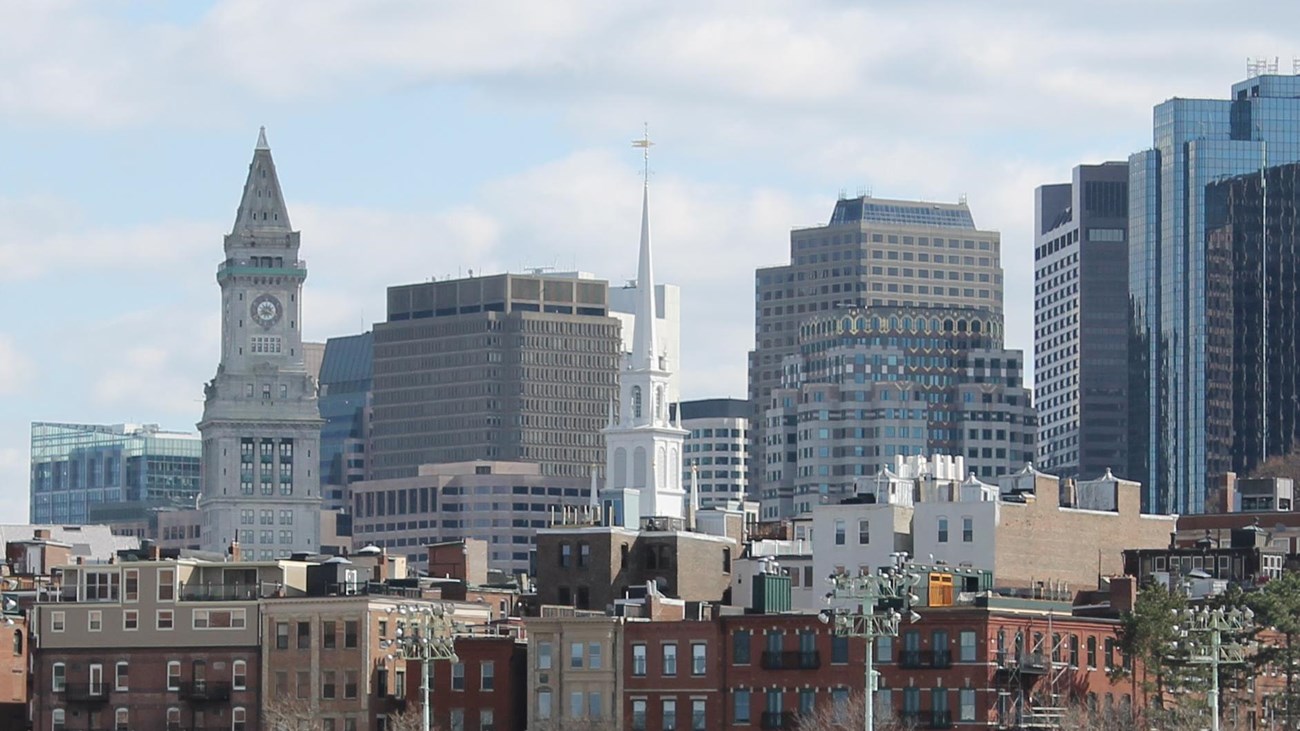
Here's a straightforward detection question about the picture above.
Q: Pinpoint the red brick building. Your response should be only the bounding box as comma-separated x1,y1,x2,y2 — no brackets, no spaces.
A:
622,617,724,731
616,600,1137,730
406,633,527,731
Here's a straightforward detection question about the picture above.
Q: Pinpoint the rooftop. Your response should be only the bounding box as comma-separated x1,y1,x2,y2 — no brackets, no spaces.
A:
827,196,977,230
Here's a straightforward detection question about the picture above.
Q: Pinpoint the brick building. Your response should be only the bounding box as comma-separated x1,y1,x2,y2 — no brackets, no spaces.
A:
525,607,625,729
599,600,1135,730
30,555,268,731
534,518,738,611
405,633,527,731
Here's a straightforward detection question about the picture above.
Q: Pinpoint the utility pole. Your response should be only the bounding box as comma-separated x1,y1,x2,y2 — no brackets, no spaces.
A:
820,552,925,730
382,603,460,731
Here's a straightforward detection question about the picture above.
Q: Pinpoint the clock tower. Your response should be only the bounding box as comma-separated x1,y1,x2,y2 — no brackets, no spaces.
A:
198,128,323,558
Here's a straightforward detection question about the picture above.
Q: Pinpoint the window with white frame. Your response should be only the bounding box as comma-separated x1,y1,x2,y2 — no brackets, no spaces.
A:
233,660,247,690
115,661,129,691
52,709,65,731
50,611,65,632
88,611,102,632
52,662,66,692
167,661,181,691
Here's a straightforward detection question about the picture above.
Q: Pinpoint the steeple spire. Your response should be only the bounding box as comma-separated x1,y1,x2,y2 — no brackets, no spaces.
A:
631,127,658,370
232,126,291,234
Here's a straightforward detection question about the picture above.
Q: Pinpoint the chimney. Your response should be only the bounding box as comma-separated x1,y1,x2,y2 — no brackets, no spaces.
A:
33,529,51,541
229,541,242,562
1109,575,1137,614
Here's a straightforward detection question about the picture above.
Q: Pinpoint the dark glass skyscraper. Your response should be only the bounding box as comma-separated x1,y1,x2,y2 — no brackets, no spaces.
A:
1034,163,1129,480
1129,72,1300,514
1205,161,1300,479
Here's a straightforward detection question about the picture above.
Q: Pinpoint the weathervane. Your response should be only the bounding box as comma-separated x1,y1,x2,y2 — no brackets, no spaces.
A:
632,123,653,187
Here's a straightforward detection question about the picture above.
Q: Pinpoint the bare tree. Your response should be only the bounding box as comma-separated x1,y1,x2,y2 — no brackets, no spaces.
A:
794,691,915,731
261,696,321,731
385,708,442,731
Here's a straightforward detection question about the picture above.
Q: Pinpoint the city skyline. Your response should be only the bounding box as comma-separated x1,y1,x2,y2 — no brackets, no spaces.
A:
2,2,1298,520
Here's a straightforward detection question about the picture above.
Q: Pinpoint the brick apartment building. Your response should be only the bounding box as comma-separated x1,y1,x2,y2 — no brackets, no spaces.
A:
27,544,495,731
609,602,1135,730
404,632,527,731
534,515,741,611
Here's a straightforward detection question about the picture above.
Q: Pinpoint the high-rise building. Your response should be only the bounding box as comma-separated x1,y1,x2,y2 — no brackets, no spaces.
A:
1034,163,1130,480
600,170,688,527
760,305,1035,517
679,399,750,507
317,332,372,512
29,423,201,525
369,273,621,480
198,128,323,557
1204,161,1300,480
749,196,1011,517
1129,71,1300,514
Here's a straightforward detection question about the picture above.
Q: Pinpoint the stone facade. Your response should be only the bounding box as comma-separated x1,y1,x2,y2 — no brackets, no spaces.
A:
199,128,323,557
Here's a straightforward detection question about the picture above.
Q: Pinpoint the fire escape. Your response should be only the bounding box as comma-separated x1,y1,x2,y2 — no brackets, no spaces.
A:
995,618,1070,729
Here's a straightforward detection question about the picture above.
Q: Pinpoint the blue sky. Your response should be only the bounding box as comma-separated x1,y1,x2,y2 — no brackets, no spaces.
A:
1,0,1294,520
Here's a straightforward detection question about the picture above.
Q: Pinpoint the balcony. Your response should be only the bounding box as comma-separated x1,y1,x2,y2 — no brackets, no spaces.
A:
179,680,233,702
60,684,108,703
761,711,796,730
180,584,261,602
760,650,821,670
898,650,952,669
899,711,954,729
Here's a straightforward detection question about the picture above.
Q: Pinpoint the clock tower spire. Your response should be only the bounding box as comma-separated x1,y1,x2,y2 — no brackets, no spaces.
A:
198,128,323,558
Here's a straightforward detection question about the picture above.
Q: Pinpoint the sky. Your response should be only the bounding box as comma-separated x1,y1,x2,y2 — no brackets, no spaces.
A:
1,0,1296,522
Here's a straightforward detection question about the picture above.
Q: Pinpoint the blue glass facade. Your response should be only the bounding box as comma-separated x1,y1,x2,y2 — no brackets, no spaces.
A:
29,422,202,524
317,332,372,512
1130,74,1300,514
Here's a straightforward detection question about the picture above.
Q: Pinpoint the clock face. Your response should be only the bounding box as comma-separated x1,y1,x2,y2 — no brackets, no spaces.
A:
250,294,282,328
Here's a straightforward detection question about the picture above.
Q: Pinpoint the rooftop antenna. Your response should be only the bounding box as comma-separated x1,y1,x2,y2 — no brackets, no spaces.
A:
838,187,847,200
958,194,968,205
856,185,867,198
1294,57,1300,75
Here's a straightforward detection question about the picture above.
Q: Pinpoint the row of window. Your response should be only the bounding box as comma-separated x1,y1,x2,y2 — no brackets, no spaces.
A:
50,707,249,731
50,607,230,633
77,567,175,602
273,619,360,649
50,658,248,693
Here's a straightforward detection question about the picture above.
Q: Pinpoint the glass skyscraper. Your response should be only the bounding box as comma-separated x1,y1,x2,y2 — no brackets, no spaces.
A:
1129,72,1300,514
318,331,373,512
29,422,202,524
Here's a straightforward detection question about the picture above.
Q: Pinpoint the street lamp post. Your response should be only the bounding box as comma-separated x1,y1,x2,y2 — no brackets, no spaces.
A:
382,603,460,731
1171,605,1254,731
821,552,924,731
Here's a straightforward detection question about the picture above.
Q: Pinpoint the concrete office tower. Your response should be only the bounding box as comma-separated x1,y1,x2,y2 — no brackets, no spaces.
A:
761,306,1035,517
750,196,1007,516
679,399,750,507
369,273,620,480
1205,161,1300,479
601,179,688,526
198,128,323,558
1129,71,1300,514
1034,163,1130,480
29,422,201,525
317,332,373,512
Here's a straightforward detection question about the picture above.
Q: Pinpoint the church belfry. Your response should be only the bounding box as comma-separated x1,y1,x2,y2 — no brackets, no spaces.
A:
601,130,688,527
198,128,323,557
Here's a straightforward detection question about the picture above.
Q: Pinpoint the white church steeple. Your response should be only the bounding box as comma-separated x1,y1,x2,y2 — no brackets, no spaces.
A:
601,128,688,528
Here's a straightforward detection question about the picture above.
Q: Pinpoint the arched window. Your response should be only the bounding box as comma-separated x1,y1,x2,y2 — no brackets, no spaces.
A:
52,709,65,731
632,386,643,419
232,707,247,731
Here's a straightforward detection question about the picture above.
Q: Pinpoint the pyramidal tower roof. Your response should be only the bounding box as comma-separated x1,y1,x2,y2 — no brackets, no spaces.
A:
232,126,291,234
630,131,658,370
